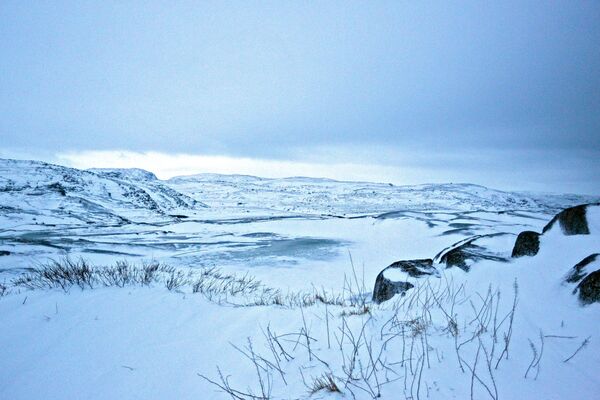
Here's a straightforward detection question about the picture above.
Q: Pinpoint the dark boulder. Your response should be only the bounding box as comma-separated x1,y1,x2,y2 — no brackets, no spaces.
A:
565,254,600,305
442,248,470,270
542,204,598,235
511,231,541,258
577,271,600,305
372,259,436,304
372,279,414,304
0,250,9,256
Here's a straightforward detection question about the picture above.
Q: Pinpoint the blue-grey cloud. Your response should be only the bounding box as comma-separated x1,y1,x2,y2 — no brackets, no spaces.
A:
1,1,599,192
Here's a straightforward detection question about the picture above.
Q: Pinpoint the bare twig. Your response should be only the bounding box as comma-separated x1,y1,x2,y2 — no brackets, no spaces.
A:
563,336,591,363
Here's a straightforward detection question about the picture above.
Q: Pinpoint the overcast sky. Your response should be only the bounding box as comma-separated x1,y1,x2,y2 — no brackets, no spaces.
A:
1,1,599,194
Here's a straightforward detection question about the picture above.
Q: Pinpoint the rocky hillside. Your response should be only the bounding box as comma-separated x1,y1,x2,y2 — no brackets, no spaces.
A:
0,159,205,227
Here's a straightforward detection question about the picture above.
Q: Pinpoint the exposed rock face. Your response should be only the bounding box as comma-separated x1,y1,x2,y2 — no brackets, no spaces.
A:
441,249,470,270
384,259,438,278
543,204,597,235
565,254,599,283
511,231,541,258
372,259,436,304
577,271,600,305
436,234,510,271
565,254,600,305
0,250,10,256
372,279,414,304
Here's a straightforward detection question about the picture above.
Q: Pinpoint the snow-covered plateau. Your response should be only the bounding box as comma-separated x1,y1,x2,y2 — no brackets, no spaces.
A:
0,158,599,400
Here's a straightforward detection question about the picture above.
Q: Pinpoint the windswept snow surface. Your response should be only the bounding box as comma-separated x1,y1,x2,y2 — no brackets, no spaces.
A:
1,158,599,399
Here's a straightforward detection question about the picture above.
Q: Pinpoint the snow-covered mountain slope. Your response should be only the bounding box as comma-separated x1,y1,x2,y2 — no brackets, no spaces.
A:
0,159,205,228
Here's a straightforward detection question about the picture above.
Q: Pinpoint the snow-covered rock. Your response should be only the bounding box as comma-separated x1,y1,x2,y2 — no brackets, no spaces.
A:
374,204,600,304
565,254,600,304
511,230,541,257
372,259,437,303
542,203,600,235
511,204,600,259
434,233,512,270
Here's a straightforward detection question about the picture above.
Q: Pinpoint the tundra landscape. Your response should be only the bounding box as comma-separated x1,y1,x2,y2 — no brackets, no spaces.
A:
1,2,599,399
1,159,599,399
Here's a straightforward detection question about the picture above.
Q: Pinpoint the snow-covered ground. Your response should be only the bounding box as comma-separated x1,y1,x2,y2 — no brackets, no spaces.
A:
0,158,599,399
1,158,595,287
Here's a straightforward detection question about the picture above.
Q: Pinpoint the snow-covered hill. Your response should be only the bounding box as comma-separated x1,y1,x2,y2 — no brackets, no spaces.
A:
0,159,205,228
168,173,595,216
1,158,596,229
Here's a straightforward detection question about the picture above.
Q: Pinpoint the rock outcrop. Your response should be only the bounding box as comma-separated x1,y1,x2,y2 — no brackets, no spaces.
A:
372,259,436,303
543,204,598,235
372,203,600,305
577,271,600,305
511,231,541,258
436,234,510,271
565,254,599,283
566,254,600,305
511,203,599,259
